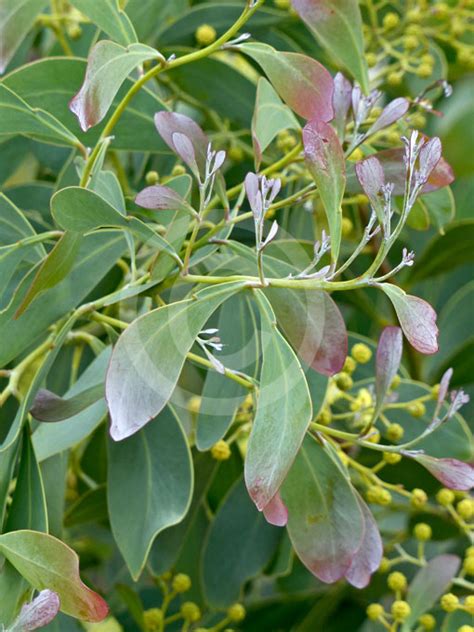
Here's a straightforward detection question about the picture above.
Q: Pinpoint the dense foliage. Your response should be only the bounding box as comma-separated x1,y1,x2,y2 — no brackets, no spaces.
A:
0,1,473,631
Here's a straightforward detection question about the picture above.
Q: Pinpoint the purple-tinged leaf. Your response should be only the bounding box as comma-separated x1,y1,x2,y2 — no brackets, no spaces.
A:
381,284,438,355
262,220,279,249
263,491,288,527
266,288,347,376
404,453,474,490
303,119,346,263
405,555,461,626
135,184,193,214
282,435,364,584
244,172,263,221
291,0,369,92
238,42,334,121
355,155,385,220
154,112,209,178
30,385,103,423
11,590,60,631
69,41,161,131
375,327,403,414
438,368,453,408
171,132,199,178
332,72,352,138
418,136,442,184
345,496,383,589
368,97,409,136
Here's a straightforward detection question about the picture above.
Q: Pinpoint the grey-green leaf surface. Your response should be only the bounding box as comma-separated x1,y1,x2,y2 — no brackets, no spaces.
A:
108,406,193,579
245,292,312,510
202,477,281,608
0,0,49,74
70,0,137,45
106,281,248,441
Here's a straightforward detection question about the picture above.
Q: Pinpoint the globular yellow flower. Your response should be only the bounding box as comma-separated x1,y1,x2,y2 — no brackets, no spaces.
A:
440,593,459,613
386,423,404,442
413,522,432,542
351,343,372,364
195,24,217,46
391,600,411,622
418,614,436,630
366,603,384,620
172,573,191,593
411,488,428,508
387,571,407,592
227,603,246,622
211,440,231,461
437,488,455,506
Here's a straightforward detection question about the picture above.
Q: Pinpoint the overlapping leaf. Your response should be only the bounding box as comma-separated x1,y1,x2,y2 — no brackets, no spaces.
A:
70,0,137,45
0,0,49,74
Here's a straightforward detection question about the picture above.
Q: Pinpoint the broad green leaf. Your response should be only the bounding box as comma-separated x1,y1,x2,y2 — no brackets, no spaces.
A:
410,185,455,234
238,42,334,121
15,231,83,317
30,384,104,423
126,0,188,41
408,220,474,285
303,119,345,263
51,186,180,264
252,77,300,169
108,406,193,579
291,0,369,92
380,284,438,355
64,486,107,529
245,292,312,510
0,0,48,74
70,41,162,131
3,58,170,152
196,294,258,451
0,85,81,149
402,555,460,629
0,530,108,621
106,281,248,441
70,0,137,45
202,477,281,608
281,435,364,583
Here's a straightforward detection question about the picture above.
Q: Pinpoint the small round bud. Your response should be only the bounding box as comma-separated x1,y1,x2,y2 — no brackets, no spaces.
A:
466,545,474,557
463,556,474,576
343,356,356,374
341,217,354,237
407,401,426,418
458,626,474,632
379,557,391,573
228,146,244,163
440,593,459,612
464,595,474,614
436,488,455,506
418,614,436,630
387,71,403,87
172,573,191,593
403,35,419,51
145,170,159,186
367,429,381,444
431,383,440,399
181,602,201,622
366,52,378,68
187,395,201,415
171,164,186,177
387,423,404,442
417,63,433,79
456,498,474,520
411,488,428,508
413,522,432,541
388,571,407,592
367,485,392,506
195,24,217,46
383,12,400,30
366,603,384,620
390,375,401,389
317,408,332,426
211,440,231,461
227,604,246,622
335,372,353,391
351,343,372,364
67,24,83,40
391,600,411,622
143,608,164,632
349,147,364,162
274,0,291,8
383,452,402,465
421,53,435,66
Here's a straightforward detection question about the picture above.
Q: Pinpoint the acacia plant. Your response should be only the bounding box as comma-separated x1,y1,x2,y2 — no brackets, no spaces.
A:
0,0,473,631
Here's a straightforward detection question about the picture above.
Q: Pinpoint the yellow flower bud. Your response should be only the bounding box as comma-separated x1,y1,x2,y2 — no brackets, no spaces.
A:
227,604,246,622
431,383,440,399
440,593,459,612
387,423,404,442
171,164,186,177
145,170,159,186
367,429,381,443
458,626,474,632
143,608,164,632
341,217,354,237
387,71,403,87
421,53,435,66
349,147,364,162
464,595,474,614
411,488,428,508
366,603,384,620
317,408,332,426
457,498,474,520
67,24,83,40
181,602,201,622
367,485,392,506
276,130,297,151
195,24,217,46
379,557,391,573
343,356,357,373
388,571,407,592
433,3,449,19
335,372,353,391
413,522,432,541
404,35,419,51
211,440,231,461
187,395,201,415
383,12,400,30
390,375,401,389
418,614,436,630
172,573,191,593
391,600,411,622
417,63,433,78
463,556,474,576
383,452,402,465
466,545,474,557
407,9,421,22
436,488,455,506
407,401,426,418
351,343,372,364
366,52,378,68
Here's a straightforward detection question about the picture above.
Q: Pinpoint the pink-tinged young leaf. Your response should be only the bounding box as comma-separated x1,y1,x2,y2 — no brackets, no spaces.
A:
238,42,334,121
245,292,312,510
281,435,364,583
418,136,442,184
438,367,453,408
135,184,193,214
303,119,346,263
355,155,385,221
266,288,347,376
69,41,161,131
404,453,474,490
262,491,288,527
291,0,369,92
332,72,352,138
367,97,409,135
405,555,461,626
106,282,246,441
380,284,438,355
13,590,60,631
345,496,383,589
30,384,103,422
375,326,403,414
171,132,199,179
0,530,108,622
154,111,209,178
